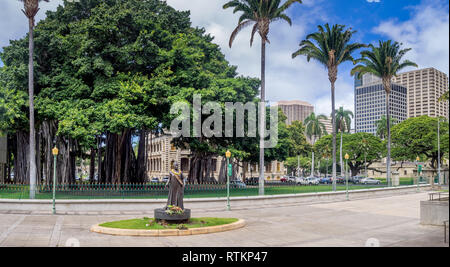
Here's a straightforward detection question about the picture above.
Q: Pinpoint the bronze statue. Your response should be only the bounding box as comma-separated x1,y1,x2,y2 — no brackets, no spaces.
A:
166,162,184,210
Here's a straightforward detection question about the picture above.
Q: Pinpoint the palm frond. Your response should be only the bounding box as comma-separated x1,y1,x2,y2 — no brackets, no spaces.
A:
229,20,254,48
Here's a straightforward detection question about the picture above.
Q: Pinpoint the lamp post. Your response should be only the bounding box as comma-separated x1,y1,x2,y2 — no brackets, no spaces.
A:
226,150,231,211
52,146,59,215
345,153,349,201
416,156,420,192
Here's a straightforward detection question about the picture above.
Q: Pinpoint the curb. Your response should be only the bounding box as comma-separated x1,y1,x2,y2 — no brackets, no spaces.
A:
90,219,246,237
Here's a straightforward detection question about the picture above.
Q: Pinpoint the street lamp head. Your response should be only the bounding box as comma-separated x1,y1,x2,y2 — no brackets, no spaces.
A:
52,147,59,156
225,150,231,159
345,153,349,160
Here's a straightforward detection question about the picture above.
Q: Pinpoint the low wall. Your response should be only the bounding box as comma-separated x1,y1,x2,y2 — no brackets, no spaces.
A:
0,185,430,213
420,200,449,226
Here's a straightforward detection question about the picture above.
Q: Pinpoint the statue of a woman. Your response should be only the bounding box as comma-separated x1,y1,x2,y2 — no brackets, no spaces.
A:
166,162,184,210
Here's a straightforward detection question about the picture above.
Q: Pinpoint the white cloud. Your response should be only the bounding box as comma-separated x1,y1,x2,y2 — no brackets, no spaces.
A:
166,0,349,118
0,0,62,50
373,0,449,75
1,0,347,117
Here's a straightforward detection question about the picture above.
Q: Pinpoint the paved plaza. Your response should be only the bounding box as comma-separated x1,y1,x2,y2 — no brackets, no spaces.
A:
0,192,447,247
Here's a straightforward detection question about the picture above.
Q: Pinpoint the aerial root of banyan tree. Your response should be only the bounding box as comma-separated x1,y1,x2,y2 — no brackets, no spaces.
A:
5,121,148,185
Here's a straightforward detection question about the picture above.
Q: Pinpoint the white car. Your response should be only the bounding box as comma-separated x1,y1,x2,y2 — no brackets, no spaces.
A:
360,178,381,185
294,177,305,184
303,177,320,185
150,177,160,183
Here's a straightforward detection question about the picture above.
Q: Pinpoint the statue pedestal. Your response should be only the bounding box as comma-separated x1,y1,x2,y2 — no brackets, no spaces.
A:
154,208,191,224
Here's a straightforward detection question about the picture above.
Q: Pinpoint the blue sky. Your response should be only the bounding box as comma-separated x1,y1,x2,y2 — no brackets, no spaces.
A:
1,0,449,118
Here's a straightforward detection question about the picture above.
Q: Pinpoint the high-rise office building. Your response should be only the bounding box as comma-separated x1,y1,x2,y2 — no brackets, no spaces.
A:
392,68,449,119
355,74,408,135
276,100,314,126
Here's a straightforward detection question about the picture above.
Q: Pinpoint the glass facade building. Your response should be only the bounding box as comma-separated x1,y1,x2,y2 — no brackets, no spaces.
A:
355,77,407,135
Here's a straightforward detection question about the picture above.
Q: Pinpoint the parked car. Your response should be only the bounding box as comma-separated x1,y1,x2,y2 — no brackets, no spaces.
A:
336,176,346,184
161,177,169,183
285,176,297,184
302,177,320,185
360,178,381,185
319,177,332,184
350,176,364,184
230,180,247,189
280,176,289,183
245,177,259,185
150,177,160,183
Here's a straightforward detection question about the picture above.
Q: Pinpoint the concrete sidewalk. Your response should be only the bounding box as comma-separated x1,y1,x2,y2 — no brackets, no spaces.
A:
0,192,447,247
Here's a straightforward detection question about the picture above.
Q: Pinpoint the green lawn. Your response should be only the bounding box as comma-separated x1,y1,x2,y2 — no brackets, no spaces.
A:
99,217,238,230
0,184,390,200
374,177,415,185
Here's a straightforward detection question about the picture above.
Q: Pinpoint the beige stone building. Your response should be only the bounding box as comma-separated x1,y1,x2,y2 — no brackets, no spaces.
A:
277,100,332,144
146,132,287,182
392,68,449,119
319,117,333,136
367,161,419,178
276,100,314,126
366,159,449,184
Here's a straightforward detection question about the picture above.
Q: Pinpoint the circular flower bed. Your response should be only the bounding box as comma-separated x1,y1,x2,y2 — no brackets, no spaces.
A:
91,217,246,236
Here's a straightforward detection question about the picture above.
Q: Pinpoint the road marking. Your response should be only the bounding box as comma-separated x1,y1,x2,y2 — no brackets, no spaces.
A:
0,215,26,246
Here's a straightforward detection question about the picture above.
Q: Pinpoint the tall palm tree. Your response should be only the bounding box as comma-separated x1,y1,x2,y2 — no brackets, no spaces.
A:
20,0,49,199
304,112,327,176
224,0,302,195
375,115,397,140
293,24,364,191
335,107,353,176
351,40,417,187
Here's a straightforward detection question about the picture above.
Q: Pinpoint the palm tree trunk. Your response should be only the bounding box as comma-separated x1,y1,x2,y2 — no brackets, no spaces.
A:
311,137,315,177
318,158,321,177
259,39,266,195
340,132,344,176
331,81,337,191
386,92,391,187
28,17,36,198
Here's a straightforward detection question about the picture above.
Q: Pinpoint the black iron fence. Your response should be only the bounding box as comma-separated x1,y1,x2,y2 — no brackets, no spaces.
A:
0,178,418,200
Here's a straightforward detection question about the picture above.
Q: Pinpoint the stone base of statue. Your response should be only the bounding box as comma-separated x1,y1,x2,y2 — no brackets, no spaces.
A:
154,208,191,224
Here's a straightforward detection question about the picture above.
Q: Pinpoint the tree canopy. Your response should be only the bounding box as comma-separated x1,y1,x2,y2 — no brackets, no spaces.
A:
0,0,261,184
391,116,449,169
315,133,384,176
